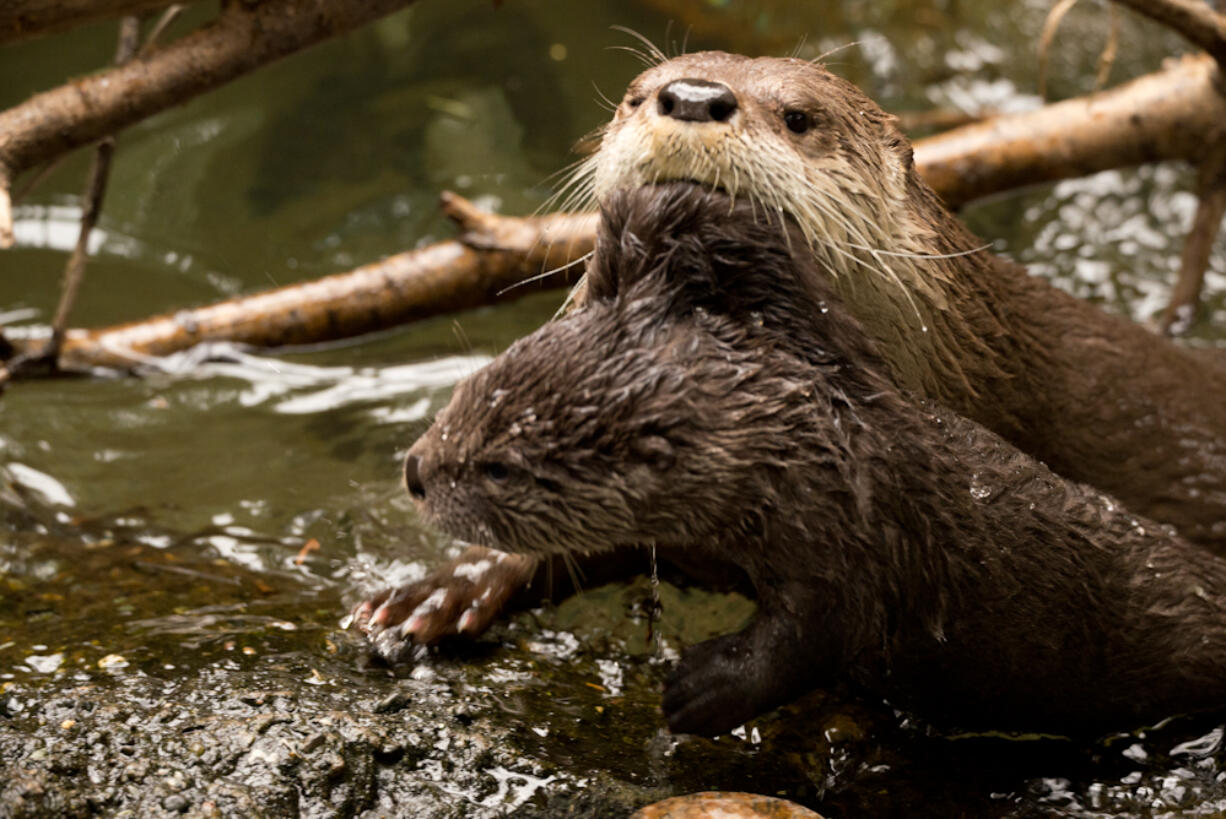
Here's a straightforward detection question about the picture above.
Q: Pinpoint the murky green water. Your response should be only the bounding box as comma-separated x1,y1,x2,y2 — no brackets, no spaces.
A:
2,1,1226,816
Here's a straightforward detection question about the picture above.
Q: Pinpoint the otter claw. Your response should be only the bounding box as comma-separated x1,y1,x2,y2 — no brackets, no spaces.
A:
457,606,480,633
348,546,539,661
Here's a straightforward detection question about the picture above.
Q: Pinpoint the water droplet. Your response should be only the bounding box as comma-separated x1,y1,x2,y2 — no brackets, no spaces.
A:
968,473,992,501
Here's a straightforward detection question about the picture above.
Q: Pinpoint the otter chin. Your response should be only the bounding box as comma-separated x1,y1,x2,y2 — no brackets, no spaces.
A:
395,184,1226,737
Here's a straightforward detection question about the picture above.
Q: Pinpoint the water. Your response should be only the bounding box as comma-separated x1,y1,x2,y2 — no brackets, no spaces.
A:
1,1,1225,816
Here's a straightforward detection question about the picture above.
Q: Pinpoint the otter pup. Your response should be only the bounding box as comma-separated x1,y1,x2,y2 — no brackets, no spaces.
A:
383,184,1226,736
352,50,1226,647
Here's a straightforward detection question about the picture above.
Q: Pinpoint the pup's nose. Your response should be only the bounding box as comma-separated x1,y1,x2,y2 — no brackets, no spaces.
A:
657,79,738,123
404,454,425,499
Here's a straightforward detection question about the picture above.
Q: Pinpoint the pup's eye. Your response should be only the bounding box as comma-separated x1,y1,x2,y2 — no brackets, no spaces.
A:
626,96,645,108
484,462,509,482
783,110,810,134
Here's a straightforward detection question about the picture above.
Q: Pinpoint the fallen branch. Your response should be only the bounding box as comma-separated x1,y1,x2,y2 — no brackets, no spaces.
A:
8,195,595,372
0,0,420,248
916,53,1226,209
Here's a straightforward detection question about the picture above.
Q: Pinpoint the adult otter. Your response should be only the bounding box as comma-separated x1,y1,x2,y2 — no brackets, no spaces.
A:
381,184,1226,736
351,50,1226,647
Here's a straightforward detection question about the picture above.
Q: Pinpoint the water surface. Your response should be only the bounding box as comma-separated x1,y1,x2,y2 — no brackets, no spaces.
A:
2,2,1225,816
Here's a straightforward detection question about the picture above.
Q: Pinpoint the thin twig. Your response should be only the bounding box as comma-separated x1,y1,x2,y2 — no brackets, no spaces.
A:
47,17,142,367
1161,141,1226,335
141,4,186,55
0,174,11,249
1038,0,1081,100
1095,4,1121,91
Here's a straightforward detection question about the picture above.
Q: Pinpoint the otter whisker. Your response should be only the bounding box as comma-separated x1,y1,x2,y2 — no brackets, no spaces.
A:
613,25,671,65
609,44,663,69
554,277,586,319
848,243,992,261
451,320,473,355
591,81,620,114
788,35,809,61
561,550,584,597
811,40,864,65
497,251,596,298
549,176,597,220
540,154,601,217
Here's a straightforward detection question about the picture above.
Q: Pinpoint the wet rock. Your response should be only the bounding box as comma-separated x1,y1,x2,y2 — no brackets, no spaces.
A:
631,791,823,818
161,793,189,812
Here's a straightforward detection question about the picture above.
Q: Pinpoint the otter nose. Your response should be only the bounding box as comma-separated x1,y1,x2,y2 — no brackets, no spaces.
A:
404,453,426,499
657,79,738,123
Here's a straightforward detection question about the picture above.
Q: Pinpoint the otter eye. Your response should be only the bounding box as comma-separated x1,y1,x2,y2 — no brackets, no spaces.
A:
484,462,509,482
784,110,810,134
626,96,645,109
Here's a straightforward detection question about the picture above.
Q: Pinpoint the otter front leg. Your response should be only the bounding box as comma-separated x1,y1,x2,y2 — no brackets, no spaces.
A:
349,546,538,662
663,604,832,736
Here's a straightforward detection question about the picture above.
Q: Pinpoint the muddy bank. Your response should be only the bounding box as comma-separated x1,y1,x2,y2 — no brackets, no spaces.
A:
4,525,1226,817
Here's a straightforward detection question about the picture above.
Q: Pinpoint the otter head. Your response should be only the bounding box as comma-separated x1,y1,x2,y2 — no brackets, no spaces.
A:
402,308,773,557
572,51,994,400
593,52,910,206
587,52,930,272
403,184,886,557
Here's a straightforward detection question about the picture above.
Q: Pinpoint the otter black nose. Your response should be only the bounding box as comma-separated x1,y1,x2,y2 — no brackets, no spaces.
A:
657,79,738,123
405,454,425,499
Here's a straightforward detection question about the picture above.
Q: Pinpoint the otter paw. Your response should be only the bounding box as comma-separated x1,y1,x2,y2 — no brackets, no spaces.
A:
348,547,537,662
662,634,759,737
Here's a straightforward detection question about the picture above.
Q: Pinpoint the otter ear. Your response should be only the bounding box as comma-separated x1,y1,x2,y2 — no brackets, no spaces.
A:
631,434,675,471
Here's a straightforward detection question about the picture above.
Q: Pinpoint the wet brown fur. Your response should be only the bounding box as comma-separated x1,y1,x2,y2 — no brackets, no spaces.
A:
407,185,1226,737
581,51,1226,551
